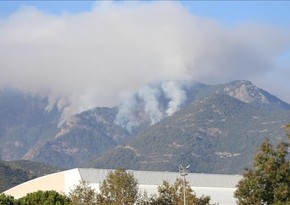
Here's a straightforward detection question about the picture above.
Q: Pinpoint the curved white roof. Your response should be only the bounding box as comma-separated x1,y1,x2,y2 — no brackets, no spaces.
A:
4,168,242,205
78,168,241,187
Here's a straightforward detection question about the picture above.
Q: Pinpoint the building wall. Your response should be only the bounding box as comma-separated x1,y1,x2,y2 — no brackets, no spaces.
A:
4,171,66,199
3,168,241,205
139,185,237,205
64,168,82,195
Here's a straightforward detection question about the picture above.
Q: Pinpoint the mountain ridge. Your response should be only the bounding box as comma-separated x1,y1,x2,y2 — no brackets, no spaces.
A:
0,80,289,174
87,91,290,173
0,160,62,192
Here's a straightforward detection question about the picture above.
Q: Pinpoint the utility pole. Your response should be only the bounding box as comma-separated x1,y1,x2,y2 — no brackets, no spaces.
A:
179,164,190,205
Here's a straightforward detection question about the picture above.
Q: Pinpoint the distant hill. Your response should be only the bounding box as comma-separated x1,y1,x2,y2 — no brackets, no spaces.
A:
0,160,62,192
0,80,290,174
85,80,290,173
0,88,60,161
26,107,132,167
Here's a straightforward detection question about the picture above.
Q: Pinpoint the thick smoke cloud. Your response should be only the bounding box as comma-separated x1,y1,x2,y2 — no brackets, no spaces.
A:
115,85,163,132
114,94,139,133
0,1,289,123
114,81,187,132
138,86,162,125
161,81,187,116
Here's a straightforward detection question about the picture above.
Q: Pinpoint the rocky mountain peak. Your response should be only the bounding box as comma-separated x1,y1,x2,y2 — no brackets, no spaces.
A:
1,80,290,171
223,80,270,104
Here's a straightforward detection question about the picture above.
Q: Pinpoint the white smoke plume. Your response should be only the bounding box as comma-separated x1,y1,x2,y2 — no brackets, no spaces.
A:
138,85,162,124
115,85,162,132
114,95,140,133
0,1,290,124
161,81,187,116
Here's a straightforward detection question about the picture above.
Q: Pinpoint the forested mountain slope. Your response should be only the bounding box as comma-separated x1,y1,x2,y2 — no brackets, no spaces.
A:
0,80,289,174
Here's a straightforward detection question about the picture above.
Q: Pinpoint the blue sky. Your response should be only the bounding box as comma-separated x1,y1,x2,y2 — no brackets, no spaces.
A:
1,1,290,26
183,1,290,26
0,1,94,18
0,1,290,117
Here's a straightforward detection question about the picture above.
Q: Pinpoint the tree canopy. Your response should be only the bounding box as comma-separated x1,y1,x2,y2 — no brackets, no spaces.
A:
149,178,214,205
0,193,16,205
97,168,139,205
18,190,71,205
69,180,97,205
235,135,290,204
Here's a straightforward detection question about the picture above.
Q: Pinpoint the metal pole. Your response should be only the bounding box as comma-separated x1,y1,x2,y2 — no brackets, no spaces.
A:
183,175,186,205
179,164,190,205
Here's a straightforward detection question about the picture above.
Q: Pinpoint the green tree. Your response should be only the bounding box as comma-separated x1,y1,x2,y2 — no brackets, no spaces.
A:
135,191,155,205
0,193,17,205
18,190,71,205
97,168,139,205
69,180,97,205
285,124,290,138
235,138,290,205
151,178,213,205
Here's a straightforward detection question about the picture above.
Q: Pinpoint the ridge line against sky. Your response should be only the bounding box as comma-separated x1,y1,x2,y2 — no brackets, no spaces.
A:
0,1,290,121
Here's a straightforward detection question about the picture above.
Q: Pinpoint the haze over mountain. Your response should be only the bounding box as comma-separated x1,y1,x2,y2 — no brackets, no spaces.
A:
1,1,290,125
0,80,289,174
1,1,290,194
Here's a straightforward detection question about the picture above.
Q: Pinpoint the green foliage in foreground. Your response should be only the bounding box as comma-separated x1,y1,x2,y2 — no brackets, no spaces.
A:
148,178,215,205
0,193,16,205
18,190,71,205
3,123,290,205
0,191,71,205
69,181,97,205
97,168,139,205
1,168,216,205
235,124,290,205
0,175,216,205
95,168,215,205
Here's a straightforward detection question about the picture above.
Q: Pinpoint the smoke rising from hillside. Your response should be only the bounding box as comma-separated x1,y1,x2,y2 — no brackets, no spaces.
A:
114,81,187,132
0,1,289,123
114,95,139,133
115,85,163,132
138,86,162,125
161,81,187,116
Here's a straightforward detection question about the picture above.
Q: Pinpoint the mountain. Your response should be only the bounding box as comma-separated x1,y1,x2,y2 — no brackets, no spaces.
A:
86,80,290,173
26,107,132,167
221,80,290,110
0,88,60,160
0,80,290,174
0,160,62,192
21,81,216,167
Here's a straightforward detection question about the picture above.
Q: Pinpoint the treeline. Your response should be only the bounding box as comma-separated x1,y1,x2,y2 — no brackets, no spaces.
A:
0,168,215,205
0,162,29,193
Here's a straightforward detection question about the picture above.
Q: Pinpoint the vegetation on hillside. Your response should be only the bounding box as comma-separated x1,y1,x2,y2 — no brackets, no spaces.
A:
0,162,29,193
3,129,290,205
0,160,62,192
1,81,290,174
90,94,290,174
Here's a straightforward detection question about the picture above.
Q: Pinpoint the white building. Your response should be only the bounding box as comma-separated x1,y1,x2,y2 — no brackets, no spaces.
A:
4,168,242,205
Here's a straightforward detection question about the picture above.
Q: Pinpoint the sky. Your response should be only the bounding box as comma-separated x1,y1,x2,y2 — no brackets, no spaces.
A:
0,1,290,121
